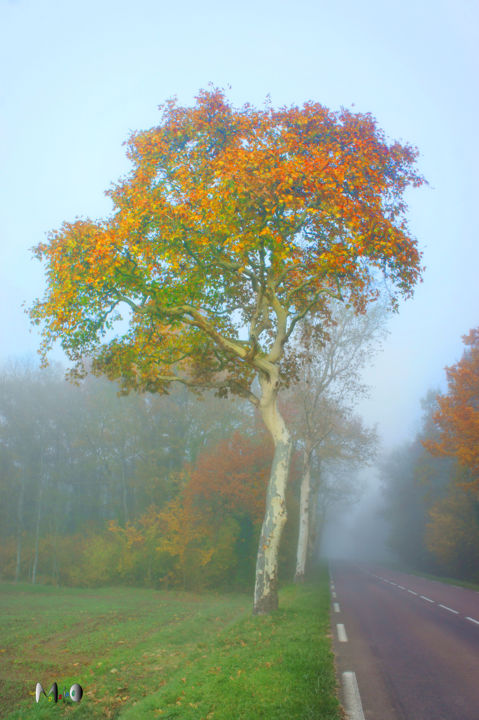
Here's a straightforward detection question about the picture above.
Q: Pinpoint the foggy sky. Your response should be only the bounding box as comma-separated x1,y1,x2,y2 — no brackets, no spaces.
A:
1,0,478,451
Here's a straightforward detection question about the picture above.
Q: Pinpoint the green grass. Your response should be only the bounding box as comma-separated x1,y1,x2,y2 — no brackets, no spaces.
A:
405,568,479,592
0,571,340,719
381,558,479,591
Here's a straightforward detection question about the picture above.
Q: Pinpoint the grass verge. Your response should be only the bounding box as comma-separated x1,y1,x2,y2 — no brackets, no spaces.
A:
404,568,479,592
0,569,340,719
380,558,479,591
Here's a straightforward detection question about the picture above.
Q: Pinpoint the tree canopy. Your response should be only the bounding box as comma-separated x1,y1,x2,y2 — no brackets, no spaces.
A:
30,88,424,398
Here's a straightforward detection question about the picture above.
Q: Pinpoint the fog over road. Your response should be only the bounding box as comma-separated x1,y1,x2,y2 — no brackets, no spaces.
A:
330,563,479,720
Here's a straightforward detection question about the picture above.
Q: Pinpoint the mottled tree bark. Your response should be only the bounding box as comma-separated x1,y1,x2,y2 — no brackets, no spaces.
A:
307,473,321,564
253,371,292,614
294,444,312,583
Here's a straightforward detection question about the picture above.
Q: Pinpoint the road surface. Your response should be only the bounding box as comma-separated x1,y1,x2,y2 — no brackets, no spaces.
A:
330,562,479,720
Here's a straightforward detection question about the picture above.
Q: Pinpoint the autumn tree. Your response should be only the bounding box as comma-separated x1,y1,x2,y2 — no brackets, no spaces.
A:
424,328,479,493
30,88,424,613
425,479,479,580
419,329,479,579
188,430,271,524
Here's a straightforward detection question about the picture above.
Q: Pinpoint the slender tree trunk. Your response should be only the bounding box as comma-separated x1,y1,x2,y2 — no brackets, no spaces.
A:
121,458,129,524
51,510,59,585
307,473,321,564
15,474,25,583
32,475,44,585
52,531,58,585
294,445,312,583
253,371,292,615
15,534,22,583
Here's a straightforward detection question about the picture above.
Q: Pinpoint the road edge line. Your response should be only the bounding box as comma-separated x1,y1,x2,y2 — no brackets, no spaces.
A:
342,671,366,720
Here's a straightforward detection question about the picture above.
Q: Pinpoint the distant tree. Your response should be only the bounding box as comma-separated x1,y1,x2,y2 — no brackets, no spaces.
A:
382,366,479,582
424,328,479,493
425,477,479,580
30,88,424,613
0,363,69,583
381,392,453,571
188,430,271,523
284,303,382,581
381,442,438,570
307,409,376,564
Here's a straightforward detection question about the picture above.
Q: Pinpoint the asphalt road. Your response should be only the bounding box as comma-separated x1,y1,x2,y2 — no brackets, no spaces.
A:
330,562,479,720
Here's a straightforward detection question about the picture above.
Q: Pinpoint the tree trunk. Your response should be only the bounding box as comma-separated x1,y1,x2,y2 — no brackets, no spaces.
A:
294,446,312,583
15,533,22,583
52,530,59,585
121,458,129,524
51,508,59,585
253,371,292,615
307,473,321,564
32,475,44,585
15,474,25,583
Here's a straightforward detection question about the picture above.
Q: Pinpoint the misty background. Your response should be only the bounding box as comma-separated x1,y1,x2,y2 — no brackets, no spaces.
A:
1,0,478,568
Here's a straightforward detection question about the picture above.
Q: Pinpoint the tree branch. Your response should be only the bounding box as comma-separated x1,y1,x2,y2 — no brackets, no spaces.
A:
285,286,342,342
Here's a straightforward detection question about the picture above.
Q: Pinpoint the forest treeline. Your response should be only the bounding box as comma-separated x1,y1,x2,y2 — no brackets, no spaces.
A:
0,367,268,589
0,307,378,591
381,327,479,582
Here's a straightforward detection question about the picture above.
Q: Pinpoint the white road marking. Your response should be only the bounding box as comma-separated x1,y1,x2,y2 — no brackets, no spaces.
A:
332,591,337,598
352,569,479,632
439,604,459,614
337,623,348,642
333,602,340,613
342,671,366,720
